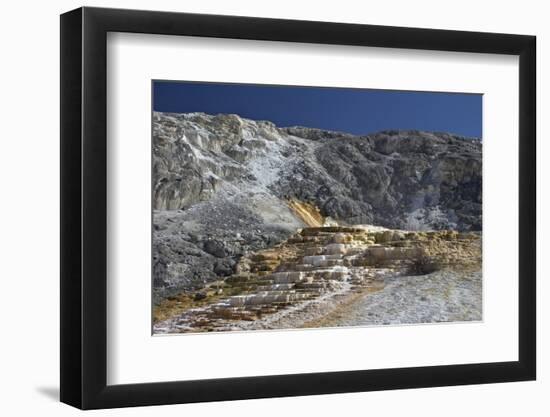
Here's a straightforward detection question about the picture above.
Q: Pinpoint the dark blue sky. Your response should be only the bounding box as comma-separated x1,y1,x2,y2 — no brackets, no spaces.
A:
153,81,482,138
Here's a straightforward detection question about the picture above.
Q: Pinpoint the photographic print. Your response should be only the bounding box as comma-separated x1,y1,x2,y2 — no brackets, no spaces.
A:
152,81,482,334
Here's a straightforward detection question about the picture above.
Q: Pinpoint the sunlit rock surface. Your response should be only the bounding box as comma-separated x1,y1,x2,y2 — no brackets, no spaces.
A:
152,112,482,302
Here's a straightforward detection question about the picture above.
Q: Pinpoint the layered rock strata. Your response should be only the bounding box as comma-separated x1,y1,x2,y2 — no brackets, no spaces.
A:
153,112,482,300
153,226,481,333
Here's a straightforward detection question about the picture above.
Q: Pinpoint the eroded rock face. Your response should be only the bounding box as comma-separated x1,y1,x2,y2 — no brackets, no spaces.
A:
154,112,481,229
152,200,300,303
153,112,482,300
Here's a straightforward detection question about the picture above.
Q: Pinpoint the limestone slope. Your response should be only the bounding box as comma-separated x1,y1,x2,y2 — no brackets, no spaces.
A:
154,227,481,333
153,112,482,300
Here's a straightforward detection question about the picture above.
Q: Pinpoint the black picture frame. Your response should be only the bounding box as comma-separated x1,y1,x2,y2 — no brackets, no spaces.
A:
60,6,536,410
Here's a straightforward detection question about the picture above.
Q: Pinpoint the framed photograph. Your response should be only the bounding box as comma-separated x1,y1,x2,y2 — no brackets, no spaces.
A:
60,6,536,409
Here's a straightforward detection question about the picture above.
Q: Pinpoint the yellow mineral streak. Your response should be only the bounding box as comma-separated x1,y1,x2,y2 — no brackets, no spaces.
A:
287,200,325,227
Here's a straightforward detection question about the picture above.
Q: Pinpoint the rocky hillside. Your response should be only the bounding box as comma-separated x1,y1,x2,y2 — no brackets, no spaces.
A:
153,112,482,301
154,226,482,333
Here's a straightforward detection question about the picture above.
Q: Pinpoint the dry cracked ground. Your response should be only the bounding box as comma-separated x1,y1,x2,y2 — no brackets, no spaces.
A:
153,225,481,333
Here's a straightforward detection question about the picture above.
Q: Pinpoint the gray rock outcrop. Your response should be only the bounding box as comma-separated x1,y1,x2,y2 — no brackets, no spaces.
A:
153,112,481,301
